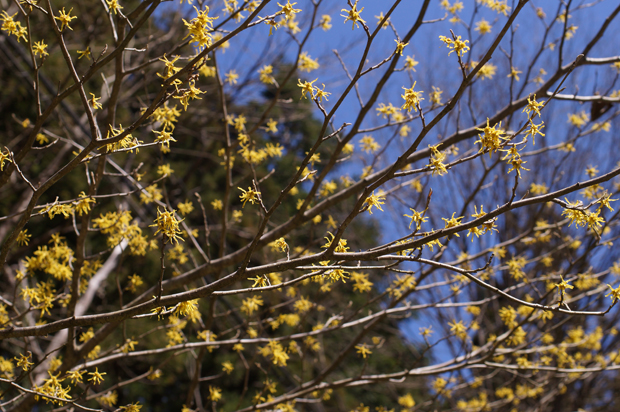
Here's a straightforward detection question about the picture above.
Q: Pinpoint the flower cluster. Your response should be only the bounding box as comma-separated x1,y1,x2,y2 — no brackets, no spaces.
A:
401,82,424,112
183,6,218,50
439,34,470,56
150,208,184,244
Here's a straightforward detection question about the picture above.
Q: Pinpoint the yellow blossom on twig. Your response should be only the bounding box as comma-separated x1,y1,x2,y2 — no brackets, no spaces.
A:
341,0,366,30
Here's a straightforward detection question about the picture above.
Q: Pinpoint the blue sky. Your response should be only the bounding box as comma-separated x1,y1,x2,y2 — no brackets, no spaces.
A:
177,0,620,378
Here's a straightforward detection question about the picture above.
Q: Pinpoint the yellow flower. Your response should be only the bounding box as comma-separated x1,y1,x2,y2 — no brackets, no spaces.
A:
278,0,301,19
472,61,497,79
475,118,507,156
419,325,433,338
341,0,366,30
211,199,223,210
442,212,464,234
183,6,217,49
299,51,319,72
222,361,234,375
77,47,91,60
271,237,288,252
174,299,199,319
428,144,448,176
225,70,239,85
561,198,605,232
232,210,243,222
606,284,620,303
362,191,386,215
525,121,545,144
263,118,278,133
565,24,578,40
449,320,468,340
439,34,470,56
596,193,616,212
394,40,408,56
404,208,428,229
89,93,102,110
124,274,143,293
65,369,86,384
16,230,31,246
398,393,415,408
359,135,380,153
0,147,13,171
355,344,372,358
119,402,142,412
258,65,275,84
238,186,261,207
97,390,118,408
233,343,244,352
285,17,301,34
523,94,544,117
54,7,77,31
313,83,331,102
140,184,163,205
507,66,522,81
264,19,279,36
176,200,194,216
319,14,332,31
430,86,443,105
153,129,177,148
401,82,424,112
33,41,49,58
297,78,317,99
568,111,589,127
75,192,96,216
376,103,397,118
499,306,517,328
404,55,418,71
45,201,74,219
474,19,492,34
506,326,526,346
261,340,289,366
241,296,264,315
374,11,389,29
157,164,174,176
150,208,184,244
35,133,49,145
88,367,106,385
14,352,34,371
555,276,574,296
105,0,123,15
501,145,529,177
322,231,350,253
